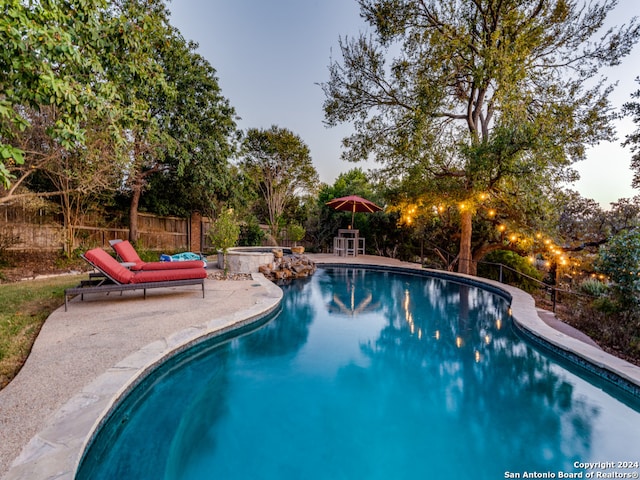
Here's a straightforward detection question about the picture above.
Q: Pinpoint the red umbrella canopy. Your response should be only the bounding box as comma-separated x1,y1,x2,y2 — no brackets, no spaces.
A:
326,195,383,227
326,195,383,213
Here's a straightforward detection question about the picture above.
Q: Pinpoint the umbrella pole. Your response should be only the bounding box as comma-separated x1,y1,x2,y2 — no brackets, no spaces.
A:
351,205,355,229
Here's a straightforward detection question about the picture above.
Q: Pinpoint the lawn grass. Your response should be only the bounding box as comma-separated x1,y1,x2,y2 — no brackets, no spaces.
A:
0,274,84,389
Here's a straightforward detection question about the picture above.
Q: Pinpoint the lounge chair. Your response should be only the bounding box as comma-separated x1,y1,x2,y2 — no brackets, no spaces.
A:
64,248,207,311
110,240,206,271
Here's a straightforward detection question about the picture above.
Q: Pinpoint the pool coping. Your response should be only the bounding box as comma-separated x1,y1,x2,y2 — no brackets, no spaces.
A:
3,258,640,480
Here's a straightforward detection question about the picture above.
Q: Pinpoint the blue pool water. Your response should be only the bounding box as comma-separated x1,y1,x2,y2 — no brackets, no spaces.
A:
77,267,640,480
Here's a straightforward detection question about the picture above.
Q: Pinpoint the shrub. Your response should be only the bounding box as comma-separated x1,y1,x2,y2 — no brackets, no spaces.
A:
0,232,20,264
591,296,619,315
478,250,544,293
238,219,265,247
596,229,640,312
286,223,305,245
578,278,609,297
208,208,240,275
208,208,240,253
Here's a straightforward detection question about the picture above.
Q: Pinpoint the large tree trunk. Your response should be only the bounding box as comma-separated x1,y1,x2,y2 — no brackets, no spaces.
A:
458,209,474,275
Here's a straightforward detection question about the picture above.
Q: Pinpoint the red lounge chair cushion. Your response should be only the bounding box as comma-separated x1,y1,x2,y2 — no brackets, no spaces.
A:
129,260,205,271
130,268,207,284
111,240,143,264
113,240,205,270
84,248,135,284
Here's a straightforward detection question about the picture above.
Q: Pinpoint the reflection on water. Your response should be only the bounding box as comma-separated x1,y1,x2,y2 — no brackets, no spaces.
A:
78,268,640,480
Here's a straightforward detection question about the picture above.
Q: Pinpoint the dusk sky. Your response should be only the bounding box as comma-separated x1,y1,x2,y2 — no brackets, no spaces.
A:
168,0,640,208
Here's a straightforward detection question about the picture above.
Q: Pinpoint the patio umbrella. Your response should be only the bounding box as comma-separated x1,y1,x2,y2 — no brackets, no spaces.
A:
326,194,383,228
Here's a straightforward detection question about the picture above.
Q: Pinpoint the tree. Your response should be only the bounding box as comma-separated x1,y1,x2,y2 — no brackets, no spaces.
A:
557,191,640,250
1,0,179,253
240,126,319,239
623,76,640,188
122,13,238,240
208,207,240,276
0,0,165,192
313,168,384,250
322,0,640,274
9,106,124,254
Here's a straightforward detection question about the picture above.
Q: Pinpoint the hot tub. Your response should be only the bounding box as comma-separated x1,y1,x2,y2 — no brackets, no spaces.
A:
217,247,289,273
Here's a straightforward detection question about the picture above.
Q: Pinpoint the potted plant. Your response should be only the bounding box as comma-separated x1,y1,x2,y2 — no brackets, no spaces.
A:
287,223,306,254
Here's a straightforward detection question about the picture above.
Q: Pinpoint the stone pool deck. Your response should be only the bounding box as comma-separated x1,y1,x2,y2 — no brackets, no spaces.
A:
2,254,640,480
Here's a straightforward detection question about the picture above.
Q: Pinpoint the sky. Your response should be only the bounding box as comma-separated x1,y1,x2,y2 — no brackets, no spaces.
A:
167,0,640,208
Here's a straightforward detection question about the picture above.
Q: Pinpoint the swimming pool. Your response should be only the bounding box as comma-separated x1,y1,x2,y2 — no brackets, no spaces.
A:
77,267,640,479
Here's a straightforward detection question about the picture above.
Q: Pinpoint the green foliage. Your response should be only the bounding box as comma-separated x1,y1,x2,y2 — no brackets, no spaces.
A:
322,0,639,274
129,244,163,263
208,208,240,253
596,229,640,311
591,296,619,315
578,278,609,298
478,250,543,293
208,208,240,276
286,223,306,244
322,168,376,201
238,218,265,247
240,126,319,236
623,78,640,189
0,0,169,189
134,29,238,216
311,169,388,253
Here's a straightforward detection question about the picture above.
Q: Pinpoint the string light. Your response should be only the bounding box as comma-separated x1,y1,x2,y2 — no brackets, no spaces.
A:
391,197,597,284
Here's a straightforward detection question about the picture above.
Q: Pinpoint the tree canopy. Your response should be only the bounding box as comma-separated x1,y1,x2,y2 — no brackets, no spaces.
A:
0,0,166,191
322,0,640,274
623,77,640,189
240,126,319,237
121,15,238,240
1,0,239,250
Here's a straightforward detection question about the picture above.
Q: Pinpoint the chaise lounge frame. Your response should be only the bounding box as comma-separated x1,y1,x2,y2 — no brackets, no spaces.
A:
64,253,205,311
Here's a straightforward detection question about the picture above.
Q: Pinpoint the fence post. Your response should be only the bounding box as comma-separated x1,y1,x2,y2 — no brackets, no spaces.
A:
499,264,503,283
190,211,202,253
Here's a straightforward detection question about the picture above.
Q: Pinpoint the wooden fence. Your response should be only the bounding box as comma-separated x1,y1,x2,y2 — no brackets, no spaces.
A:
0,204,201,253
0,204,297,253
